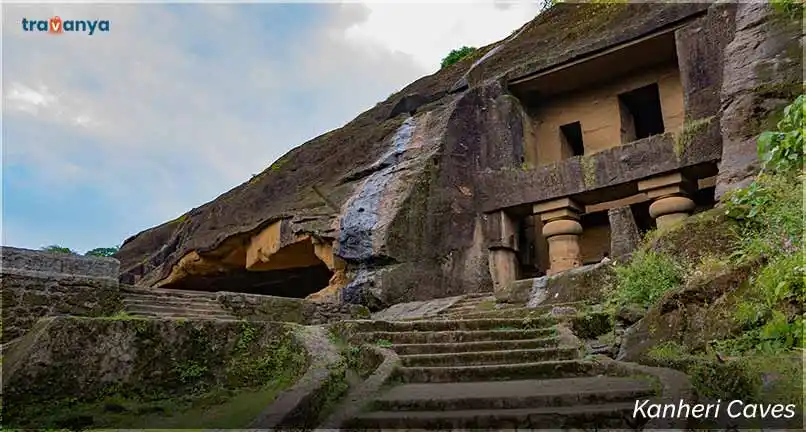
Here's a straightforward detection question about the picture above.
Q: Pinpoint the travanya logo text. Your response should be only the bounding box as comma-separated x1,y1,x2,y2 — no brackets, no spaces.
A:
21,17,110,35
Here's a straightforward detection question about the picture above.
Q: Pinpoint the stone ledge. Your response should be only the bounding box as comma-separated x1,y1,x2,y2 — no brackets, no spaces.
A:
496,261,615,306
249,325,342,429
319,345,401,429
591,355,693,430
1,267,119,283
478,128,721,213
1,246,119,279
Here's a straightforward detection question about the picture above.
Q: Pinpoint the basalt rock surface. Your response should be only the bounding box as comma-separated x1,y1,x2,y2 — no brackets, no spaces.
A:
114,2,799,310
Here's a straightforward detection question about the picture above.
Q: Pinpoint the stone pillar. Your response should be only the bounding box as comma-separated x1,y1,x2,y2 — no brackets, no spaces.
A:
485,211,519,294
533,198,583,276
638,173,697,230
608,206,642,258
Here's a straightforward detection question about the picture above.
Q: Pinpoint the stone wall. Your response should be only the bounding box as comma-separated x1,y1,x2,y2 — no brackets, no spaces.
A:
3,317,307,429
216,291,369,324
1,247,122,343
715,3,803,199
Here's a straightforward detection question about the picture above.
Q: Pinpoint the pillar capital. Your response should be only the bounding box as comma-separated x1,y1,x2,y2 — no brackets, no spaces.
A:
641,174,698,229
637,172,696,200
533,197,585,275
532,197,583,223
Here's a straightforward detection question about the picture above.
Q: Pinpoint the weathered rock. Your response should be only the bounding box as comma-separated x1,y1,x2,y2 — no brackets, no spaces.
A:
617,261,757,362
3,317,307,429
647,208,740,265
497,261,615,306
615,304,646,326
370,295,463,321
112,1,798,311
386,92,446,119
716,2,803,199
1,247,122,343
549,306,578,318
607,207,641,259
216,291,368,324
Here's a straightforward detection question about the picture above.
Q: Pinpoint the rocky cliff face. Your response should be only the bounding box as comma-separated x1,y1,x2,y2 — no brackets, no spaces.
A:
115,2,801,309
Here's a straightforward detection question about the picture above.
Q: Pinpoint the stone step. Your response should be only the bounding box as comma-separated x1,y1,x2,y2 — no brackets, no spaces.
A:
440,305,484,314
356,328,556,345
393,360,596,383
391,337,560,355
442,296,495,308
124,302,232,316
398,347,579,367
461,292,495,299
368,377,654,412
343,402,644,430
121,285,220,298
125,311,239,321
442,301,589,319
122,295,220,308
344,317,555,333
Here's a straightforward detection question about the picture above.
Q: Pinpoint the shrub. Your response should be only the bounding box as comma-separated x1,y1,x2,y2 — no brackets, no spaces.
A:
40,245,78,255
85,247,119,257
611,250,684,308
756,94,804,174
440,46,477,69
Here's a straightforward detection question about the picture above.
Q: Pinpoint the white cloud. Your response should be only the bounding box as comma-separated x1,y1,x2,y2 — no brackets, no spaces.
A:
345,1,540,71
2,1,538,247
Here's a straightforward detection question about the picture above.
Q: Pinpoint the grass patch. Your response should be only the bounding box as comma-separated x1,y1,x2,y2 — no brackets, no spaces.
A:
476,299,496,311
33,384,285,430
646,341,803,406
374,339,393,348
609,249,684,309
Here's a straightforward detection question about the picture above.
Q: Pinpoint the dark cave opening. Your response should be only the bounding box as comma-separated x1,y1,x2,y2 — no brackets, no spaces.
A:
160,263,333,298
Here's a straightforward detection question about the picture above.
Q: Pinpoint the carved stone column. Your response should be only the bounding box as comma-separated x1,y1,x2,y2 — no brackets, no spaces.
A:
638,173,697,230
485,211,519,294
533,198,583,276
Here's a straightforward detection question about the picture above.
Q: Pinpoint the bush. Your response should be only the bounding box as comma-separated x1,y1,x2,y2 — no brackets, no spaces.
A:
611,250,684,308
756,94,803,174
40,245,78,255
85,247,120,257
440,46,477,69
715,94,805,355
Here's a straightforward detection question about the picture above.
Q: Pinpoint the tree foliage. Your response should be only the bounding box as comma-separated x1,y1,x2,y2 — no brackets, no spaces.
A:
40,244,120,257
440,46,477,69
85,247,120,257
40,245,78,255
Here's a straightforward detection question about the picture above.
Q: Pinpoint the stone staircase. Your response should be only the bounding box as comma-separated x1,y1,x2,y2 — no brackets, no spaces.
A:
404,292,585,321
121,286,237,320
339,296,656,430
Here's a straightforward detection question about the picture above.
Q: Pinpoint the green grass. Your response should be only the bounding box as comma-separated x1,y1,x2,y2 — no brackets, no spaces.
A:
646,341,803,406
21,383,287,430
610,249,684,308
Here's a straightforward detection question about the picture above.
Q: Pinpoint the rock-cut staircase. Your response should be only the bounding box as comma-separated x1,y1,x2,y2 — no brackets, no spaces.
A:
120,285,237,320
339,296,657,430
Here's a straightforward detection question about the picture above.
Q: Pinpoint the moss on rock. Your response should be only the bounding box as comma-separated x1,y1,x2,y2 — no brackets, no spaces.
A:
3,317,307,429
646,208,741,266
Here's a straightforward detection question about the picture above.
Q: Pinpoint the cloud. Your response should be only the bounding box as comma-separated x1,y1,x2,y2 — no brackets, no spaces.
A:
2,2,537,252
345,1,541,71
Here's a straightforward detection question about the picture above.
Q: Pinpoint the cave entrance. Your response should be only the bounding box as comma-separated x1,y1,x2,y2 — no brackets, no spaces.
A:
161,237,334,298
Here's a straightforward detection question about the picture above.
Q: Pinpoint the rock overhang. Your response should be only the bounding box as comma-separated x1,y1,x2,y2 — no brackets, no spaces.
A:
116,1,761,304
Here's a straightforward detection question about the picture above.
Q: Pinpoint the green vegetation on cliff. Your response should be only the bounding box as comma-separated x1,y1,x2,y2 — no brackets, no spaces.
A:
440,46,477,69
3,318,307,429
608,94,804,406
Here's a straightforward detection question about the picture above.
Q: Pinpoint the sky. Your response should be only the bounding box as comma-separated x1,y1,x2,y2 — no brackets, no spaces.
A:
2,1,542,254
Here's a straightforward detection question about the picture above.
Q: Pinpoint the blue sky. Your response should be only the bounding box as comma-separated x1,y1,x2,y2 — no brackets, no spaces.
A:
2,1,540,254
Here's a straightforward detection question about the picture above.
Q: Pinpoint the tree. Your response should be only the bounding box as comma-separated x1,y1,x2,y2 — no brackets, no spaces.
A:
40,245,78,255
440,46,477,69
85,247,120,257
